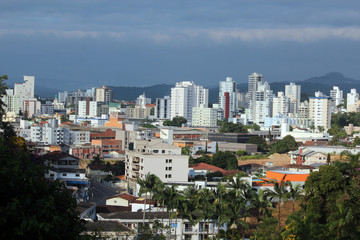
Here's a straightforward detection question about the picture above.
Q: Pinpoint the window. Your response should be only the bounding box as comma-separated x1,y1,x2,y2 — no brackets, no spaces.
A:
162,150,165,153
169,167,172,171
76,173,80,177
62,173,67,176
153,150,159,153
169,159,172,163
50,174,54,177
166,159,168,163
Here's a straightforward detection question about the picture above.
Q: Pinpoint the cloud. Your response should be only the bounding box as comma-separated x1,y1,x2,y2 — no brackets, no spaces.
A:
202,27,360,42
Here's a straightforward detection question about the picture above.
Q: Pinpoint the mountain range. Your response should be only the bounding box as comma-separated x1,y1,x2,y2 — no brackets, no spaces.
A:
33,72,360,103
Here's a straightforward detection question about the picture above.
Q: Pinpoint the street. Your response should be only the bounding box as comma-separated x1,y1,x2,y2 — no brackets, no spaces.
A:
88,179,119,205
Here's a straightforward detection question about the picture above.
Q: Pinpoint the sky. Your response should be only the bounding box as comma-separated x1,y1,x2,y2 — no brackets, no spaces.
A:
1,0,360,91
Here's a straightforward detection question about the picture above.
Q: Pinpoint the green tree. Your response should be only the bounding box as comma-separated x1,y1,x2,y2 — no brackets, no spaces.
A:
163,116,187,127
0,75,85,239
265,176,289,229
218,120,247,133
287,182,303,214
269,135,298,154
248,135,268,152
212,151,238,170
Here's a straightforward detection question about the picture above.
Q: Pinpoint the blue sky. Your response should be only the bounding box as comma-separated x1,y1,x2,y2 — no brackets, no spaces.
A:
1,0,360,90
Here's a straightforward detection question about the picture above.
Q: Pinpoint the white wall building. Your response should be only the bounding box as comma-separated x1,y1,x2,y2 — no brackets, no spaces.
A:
192,104,218,127
14,75,35,110
125,139,189,188
219,77,237,117
272,91,290,117
23,98,41,117
285,82,301,113
155,96,171,119
95,86,113,103
347,88,359,112
78,100,98,117
248,77,273,124
309,91,331,130
170,81,208,124
330,86,344,112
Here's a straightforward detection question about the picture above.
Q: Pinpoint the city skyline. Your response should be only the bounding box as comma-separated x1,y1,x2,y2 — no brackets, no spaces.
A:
1,0,360,89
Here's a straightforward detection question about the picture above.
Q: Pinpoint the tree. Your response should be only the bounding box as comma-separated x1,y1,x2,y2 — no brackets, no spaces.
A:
287,182,303,213
248,135,268,152
218,120,247,133
212,151,238,170
163,116,187,127
265,176,289,229
0,75,85,239
269,135,298,154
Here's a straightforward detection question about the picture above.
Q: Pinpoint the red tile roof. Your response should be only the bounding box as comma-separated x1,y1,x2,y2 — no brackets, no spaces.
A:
42,151,79,160
191,163,226,173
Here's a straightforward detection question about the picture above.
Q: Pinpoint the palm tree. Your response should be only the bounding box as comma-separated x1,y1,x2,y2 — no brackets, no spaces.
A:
164,185,180,239
198,188,216,239
221,189,249,240
179,186,200,240
265,176,289,229
138,174,160,225
212,183,226,239
287,182,303,213
250,189,274,222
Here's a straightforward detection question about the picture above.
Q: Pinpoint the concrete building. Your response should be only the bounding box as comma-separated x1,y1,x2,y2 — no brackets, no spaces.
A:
347,88,360,112
248,78,273,124
2,89,21,114
219,77,237,118
125,139,189,188
95,86,113,103
309,91,331,130
155,96,171,119
330,86,344,110
272,91,290,117
14,75,35,110
23,98,41,117
136,93,151,107
170,81,208,124
192,104,218,127
41,101,54,115
285,82,301,113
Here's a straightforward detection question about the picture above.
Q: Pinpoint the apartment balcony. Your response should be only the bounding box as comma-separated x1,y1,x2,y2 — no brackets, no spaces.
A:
132,166,140,171
132,157,140,164
132,172,140,178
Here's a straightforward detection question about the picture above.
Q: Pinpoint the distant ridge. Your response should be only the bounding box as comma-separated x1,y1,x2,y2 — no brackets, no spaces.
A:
34,72,360,102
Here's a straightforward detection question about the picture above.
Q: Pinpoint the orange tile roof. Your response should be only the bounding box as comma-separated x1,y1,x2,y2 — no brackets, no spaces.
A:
191,163,225,173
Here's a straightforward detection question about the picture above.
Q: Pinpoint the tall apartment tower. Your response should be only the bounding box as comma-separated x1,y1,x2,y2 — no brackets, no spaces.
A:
309,91,331,130
330,86,344,112
14,75,35,110
155,96,171,119
285,82,301,113
248,72,264,105
272,91,290,117
347,88,359,112
219,77,237,118
247,73,273,124
170,81,208,124
95,86,113,103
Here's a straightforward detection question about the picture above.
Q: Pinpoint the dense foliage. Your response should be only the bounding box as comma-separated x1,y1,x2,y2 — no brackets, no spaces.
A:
163,116,187,127
269,135,298,154
0,74,85,239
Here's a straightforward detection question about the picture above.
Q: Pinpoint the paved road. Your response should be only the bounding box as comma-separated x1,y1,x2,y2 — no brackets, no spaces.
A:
88,179,118,205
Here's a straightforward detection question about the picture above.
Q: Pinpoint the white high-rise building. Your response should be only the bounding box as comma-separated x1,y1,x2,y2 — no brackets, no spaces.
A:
347,88,359,112
95,86,113,103
78,99,98,117
330,86,344,112
309,91,331,130
192,104,218,127
14,75,35,110
155,96,171,119
285,83,301,113
219,77,237,118
170,81,208,123
272,92,290,117
248,72,264,105
136,93,151,107
23,98,41,117
2,89,21,114
247,73,273,124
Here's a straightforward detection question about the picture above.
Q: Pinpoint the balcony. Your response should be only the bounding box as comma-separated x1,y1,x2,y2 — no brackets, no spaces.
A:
132,166,140,171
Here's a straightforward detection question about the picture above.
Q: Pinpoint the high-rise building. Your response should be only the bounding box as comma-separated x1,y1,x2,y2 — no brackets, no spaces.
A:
247,73,273,124
14,75,35,110
219,77,237,118
330,86,344,106
272,92,290,117
95,86,113,103
136,93,151,107
285,83,301,113
248,72,264,105
155,96,171,119
170,81,208,123
23,98,41,117
347,88,359,112
192,104,218,127
309,91,331,129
